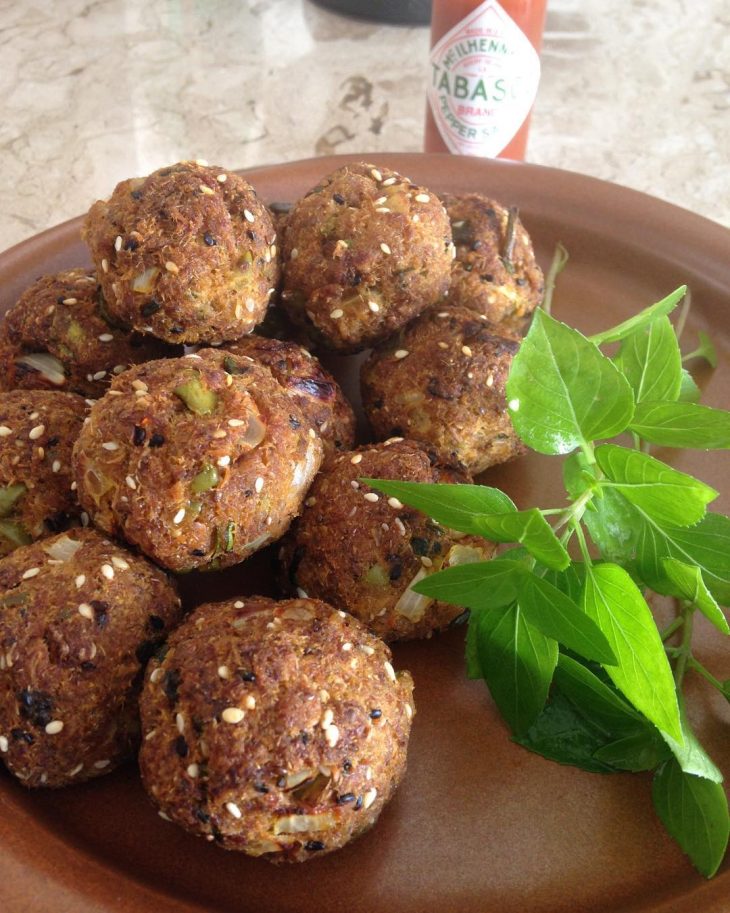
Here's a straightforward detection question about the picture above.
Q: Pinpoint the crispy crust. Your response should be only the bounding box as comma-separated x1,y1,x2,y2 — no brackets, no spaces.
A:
72,350,323,572
223,335,356,460
0,390,88,555
278,440,495,641
139,595,414,861
441,193,544,338
0,268,176,398
82,161,279,344
280,162,453,353
361,306,526,475
0,528,181,787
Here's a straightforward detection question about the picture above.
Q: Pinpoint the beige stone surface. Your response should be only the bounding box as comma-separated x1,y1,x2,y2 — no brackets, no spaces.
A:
0,0,728,252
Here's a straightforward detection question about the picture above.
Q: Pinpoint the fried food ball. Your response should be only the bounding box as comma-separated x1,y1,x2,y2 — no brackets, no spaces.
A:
361,307,526,475
0,390,87,555
83,161,278,345
442,193,544,338
223,335,356,459
139,595,413,861
0,268,176,398
280,162,453,353
0,528,181,788
279,440,495,641
72,350,323,573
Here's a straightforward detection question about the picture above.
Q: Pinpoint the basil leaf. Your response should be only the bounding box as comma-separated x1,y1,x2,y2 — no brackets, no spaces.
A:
505,309,635,455
614,315,682,403
465,618,482,679
630,401,730,449
471,508,570,570
518,574,616,665
660,558,729,635
660,705,724,783
412,559,524,609
595,444,717,528
554,653,647,733
678,369,702,403
588,286,686,345
541,563,587,603
683,330,718,369
652,759,730,878
471,603,558,736
634,511,730,605
581,563,682,741
361,479,515,535
593,730,670,772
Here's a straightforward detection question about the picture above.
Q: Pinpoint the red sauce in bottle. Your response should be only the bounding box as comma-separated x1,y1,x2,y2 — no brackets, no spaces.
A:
424,0,548,160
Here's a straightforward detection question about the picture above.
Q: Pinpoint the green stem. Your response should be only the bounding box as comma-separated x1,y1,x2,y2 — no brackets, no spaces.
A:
573,521,593,566
541,242,569,317
686,656,726,693
553,486,595,534
661,617,685,642
673,603,695,688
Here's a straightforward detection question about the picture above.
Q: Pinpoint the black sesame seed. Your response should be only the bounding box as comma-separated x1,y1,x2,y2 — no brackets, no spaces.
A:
130,189,143,200
175,735,189,757
253,783,269,794
148,614,165,631
203,232,217,246
124,238,139,251
247,230,258,242
337,792,356,805
240,670,256,683
56,296,65,304
46,436,59,448
388,556,403,581
169,326,184,335
351,270,362,286
449,608,471,627
288,415,301,430
410,537,429,557
342,760,352,773
305,840,325,852
149,433,165,448
80,661,96,671
141,300,160,317
369,708,382,719
332,192,345,205
515,277,527,286
354,796,363,810
164,669,181,705
276,776,287,788
11,728,34,744
90,600,109,628
195,808,210,823
191,548,206,557
132,425,147,446
18,689,54,728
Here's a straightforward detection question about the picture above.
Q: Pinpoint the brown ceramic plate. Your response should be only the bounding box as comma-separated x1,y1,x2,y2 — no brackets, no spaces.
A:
0,154,728,913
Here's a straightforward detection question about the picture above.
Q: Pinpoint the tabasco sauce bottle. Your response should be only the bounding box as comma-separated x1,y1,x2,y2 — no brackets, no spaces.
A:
425,0,548,160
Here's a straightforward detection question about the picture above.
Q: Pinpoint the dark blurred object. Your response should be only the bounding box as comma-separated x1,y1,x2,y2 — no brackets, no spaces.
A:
311,0,432,25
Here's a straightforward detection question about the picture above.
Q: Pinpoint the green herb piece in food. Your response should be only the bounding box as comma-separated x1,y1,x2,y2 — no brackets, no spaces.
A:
0,484,27,518
0,519,32,550
190,465,220,494
174,373,218,415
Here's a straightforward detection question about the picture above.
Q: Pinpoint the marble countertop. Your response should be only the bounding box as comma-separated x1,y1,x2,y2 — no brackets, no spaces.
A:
1,0,728,254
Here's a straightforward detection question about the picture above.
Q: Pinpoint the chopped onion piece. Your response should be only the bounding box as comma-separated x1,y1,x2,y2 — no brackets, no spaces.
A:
16,353,65,385
131,267,160,293
43,536,83,562
273,813,336,835
394,566,434,621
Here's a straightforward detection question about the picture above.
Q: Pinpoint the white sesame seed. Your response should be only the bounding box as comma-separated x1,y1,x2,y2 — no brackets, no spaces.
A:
187,763,200,778
81,512,89,527
226,801,242,819
111,556,129,570
321,708,334,729
380,242,391,255
217,455,231,468
68,763,84,776
228,418,245,427
486,374,495,387
462,345,473,357
244,695,256,710
376,207,390,213
325,724,340,747
405,703,413,719
216,173,227,183
98,333,114,342
51,460,61,473
0,736,8,752
158,811,172,822
217,665,230,680
93,370,107,381
78,603,94,620
330,308,344,319
149,667,163,683
421,556,433,568
412,214,420,222
364,492,379,503
101,441,118,451
200,185,215,195
438,341,449,349
368,300,380,312
415,193,430,203
351,480,360,490
254,476,264,493
244,209,255,223
45,720,64,735
0,426,11,437
467,372,474,380
126,475,137,490
350,453,363,465
342,642,353,652
172,508,186,525
21,567,40,580
234,600,245,608
270,244,277,258
62,297,78,305
382,176,396,186
176,713,185,734
94,759,111,769
508,398,520,411
363,787,378,809
101,258,109,273
290,247,299,260
370,168,383,181
75,574,85,589
28,424,45,441
384,661,397,682
395,517,406,536
101,563,115,580
361,644,375,656
222,707,245,724
387,497,403,509
394,349,409,360
131,379,148,391
165,261,179,274
114,235,123,252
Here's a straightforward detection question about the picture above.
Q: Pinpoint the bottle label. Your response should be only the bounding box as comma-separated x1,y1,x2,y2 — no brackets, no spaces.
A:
427,0,541,157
